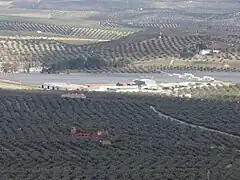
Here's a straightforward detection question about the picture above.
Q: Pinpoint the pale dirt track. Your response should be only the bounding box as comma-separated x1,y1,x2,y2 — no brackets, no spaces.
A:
150,106,240,140
0,79,37,89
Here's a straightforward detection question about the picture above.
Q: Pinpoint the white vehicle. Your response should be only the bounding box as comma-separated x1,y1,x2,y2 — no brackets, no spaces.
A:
203,76,215,81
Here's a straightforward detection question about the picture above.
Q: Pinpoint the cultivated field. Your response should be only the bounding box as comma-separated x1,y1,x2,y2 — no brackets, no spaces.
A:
1,27,240,73
1,89,240,179
0,1,240,179
0,0,239,73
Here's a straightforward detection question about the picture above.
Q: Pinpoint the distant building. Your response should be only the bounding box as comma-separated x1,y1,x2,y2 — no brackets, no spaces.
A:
179,94,192,98
199,49,221,55
213,50,220,53
199,49,212,55
40,82,68,90
40,82,84,91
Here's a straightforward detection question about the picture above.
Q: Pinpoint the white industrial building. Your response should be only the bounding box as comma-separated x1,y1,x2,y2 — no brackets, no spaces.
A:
41,82,66,90
40,82,84,91
86,79,159,92
199,49,212,55
199,49,221,56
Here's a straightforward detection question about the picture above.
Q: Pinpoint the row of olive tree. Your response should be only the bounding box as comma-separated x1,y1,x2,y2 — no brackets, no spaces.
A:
41,55,131,73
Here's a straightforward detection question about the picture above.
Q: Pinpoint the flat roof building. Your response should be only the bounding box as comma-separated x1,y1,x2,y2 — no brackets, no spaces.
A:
40,82,84,91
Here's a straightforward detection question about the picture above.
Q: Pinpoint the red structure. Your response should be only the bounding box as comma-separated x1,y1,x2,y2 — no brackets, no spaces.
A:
71,127,109,139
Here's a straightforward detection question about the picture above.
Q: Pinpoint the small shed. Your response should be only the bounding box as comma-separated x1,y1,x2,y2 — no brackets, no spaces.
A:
41,82,68,90
199,49,212,55
99,140,112,146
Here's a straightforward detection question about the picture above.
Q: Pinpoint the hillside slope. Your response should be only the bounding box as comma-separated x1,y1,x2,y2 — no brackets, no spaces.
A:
0,90,240,179
1,26,240,72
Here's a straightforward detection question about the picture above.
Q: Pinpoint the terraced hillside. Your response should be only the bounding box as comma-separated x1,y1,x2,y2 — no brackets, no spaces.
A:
0,21,133,40
0,90,240,179
6,0,240,30
83,4,240,29
1,27,240,72
0,0,239,72
99,12,240,29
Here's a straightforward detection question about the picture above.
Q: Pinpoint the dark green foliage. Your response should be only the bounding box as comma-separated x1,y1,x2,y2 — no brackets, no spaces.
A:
180,42,207,58
42,55,108,73
0,90,240,180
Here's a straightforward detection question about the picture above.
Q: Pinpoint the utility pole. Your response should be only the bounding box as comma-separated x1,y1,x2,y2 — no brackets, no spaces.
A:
207,170,210,180
236,101,239,112
48,12,52,19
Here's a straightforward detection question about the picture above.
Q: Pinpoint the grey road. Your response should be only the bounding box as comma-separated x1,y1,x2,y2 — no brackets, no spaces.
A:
0,71,239,85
